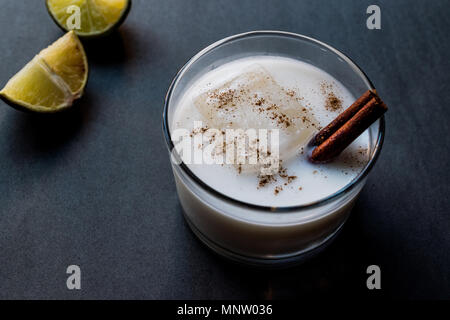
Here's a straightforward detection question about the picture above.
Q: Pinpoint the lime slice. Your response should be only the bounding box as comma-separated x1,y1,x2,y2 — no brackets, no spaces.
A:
46,0,131,37
0,31,88,113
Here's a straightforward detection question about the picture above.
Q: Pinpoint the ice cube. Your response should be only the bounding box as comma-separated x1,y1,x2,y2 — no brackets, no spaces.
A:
194,65,319,173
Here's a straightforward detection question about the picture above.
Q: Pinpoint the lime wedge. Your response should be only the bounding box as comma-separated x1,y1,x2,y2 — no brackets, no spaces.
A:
0,31,88,113
46,0,131,37
39,30,88,94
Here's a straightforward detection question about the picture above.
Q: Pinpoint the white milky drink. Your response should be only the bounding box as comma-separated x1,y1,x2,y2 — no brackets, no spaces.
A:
172,56,370,208
194,65,319,174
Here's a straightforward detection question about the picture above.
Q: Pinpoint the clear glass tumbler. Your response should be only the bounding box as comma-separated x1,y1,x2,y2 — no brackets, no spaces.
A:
163,31,385,267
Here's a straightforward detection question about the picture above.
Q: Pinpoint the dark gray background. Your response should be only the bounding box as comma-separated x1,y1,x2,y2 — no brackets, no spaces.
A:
0,0,448,299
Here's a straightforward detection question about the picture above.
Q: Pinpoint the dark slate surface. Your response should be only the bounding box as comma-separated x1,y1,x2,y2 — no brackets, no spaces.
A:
0,0,448,299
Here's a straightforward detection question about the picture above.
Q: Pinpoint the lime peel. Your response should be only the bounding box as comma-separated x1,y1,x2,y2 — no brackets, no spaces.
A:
46,0,131,38
0,31,88,113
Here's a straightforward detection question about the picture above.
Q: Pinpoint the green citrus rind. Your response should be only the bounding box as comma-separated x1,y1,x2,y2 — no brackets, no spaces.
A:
0,31,89,114
46,0,132,38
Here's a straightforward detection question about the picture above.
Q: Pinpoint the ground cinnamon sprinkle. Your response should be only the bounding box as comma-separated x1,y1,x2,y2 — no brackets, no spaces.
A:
269,108,292,128
209,84,313,132
258,174,277,188
325,92,342,111
320,81,343,111
190,125,209,137
256,165,298,194
286,89,295,97
278,166,288,178
255,97,265,106
287,176,297,183
274,185,283,195
209,89,236,109
201,84,317,193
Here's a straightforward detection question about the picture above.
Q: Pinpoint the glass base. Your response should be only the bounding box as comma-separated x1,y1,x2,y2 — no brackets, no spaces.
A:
182,210,347,269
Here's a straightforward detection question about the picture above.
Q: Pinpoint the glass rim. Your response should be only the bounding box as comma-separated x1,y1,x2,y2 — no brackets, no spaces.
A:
162,30,385,214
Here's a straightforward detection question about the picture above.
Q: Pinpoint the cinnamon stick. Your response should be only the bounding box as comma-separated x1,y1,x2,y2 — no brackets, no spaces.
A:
313,89,378,146
310,91,387,163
